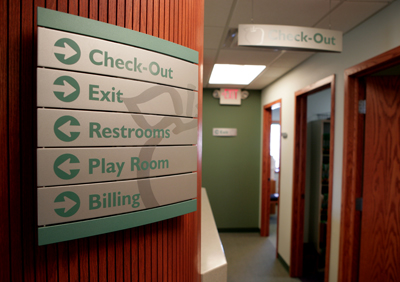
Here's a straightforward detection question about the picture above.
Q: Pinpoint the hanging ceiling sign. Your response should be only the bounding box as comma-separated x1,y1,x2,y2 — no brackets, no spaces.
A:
238,24,342,53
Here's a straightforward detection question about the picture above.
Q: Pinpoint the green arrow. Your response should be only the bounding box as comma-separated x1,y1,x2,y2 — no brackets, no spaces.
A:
54,191,80,217
54,38,81,65
54,154,80,180
53,76,80,102
54,116,80,142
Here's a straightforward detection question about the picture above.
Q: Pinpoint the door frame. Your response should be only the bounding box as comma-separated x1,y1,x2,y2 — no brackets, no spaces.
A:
339,45,400,282
261,99,282,244
290,75,336,282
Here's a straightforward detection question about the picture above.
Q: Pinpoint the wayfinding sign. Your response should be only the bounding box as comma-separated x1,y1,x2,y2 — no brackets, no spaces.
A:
38,27,198,90
238,24,342,53
38,173,197,225
36,7,198,245
37,109,198,147
37,146,197,186
37,68,198,117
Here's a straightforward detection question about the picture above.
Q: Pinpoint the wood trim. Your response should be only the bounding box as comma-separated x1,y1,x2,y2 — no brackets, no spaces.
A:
260,106,272,237
290,75,335,280
290,94,308,277
277,102,282,258
261,99,282,256
324,76,336,282
339,45,400,282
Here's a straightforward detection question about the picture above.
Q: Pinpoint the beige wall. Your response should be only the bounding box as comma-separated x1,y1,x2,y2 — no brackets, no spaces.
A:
260,1,400,281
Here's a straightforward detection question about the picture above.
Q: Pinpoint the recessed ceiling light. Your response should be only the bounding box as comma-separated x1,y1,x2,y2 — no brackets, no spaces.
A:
209,64,266,85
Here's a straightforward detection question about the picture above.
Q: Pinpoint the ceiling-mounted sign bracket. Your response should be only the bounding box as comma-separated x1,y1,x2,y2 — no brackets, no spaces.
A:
238,24,343,53
213,88,249,105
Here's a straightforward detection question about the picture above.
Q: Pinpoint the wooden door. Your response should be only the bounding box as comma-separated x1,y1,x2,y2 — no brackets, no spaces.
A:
358,76,400,281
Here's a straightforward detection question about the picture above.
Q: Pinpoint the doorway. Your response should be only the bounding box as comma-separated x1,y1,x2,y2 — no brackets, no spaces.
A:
260,99,282,255
339,46,400,282
290,75,336,282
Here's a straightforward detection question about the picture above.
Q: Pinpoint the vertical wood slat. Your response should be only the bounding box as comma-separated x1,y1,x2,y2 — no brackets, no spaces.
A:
125,0,133,29
79,0,89,17
8,1,22,282
131,228,139,281
133,0,140,31
107,233,116,282
159,0,165,39
115,231,124,282
123,230,131,281
0,0,10,280
153,0,159,37
98,235,107,282
108,0,117,25
99,0,107,22
162,220,168,282
157,221,163,282
117,0,125,27
89,0,98,20
88,237,99,281
79,238,89,281
35,1,48,280
151,223,158,282
147,0,153,35
22,0,37,282
58,242,69,282
140,0,147,33
69,0,79,14
1,1,203,281
138,226,145,282
145,224,152,281
170,0,175,42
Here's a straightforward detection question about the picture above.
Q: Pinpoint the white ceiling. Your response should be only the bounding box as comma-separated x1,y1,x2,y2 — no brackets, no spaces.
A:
203,0,394,89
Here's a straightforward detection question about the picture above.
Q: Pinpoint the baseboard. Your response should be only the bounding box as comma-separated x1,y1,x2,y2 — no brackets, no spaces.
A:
278,253,290,273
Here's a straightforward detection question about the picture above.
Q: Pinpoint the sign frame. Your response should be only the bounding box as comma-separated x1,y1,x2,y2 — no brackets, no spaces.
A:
37,7,199,245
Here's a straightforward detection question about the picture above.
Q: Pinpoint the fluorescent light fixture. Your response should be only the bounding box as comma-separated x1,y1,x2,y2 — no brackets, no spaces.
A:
209,64,266,85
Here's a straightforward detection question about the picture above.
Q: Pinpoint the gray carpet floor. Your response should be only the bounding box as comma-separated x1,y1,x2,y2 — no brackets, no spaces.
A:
219,217,301,282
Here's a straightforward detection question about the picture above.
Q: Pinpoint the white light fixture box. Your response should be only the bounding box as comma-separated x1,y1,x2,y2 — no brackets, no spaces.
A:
209,64,265,85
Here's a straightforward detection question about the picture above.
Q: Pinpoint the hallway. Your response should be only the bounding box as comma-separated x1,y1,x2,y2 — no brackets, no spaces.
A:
219,231,300,282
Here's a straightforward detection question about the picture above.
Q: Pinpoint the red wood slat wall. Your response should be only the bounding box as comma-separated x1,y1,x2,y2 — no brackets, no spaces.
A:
0,0,204,281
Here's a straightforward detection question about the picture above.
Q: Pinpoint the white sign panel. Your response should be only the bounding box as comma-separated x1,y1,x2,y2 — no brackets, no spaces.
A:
38,173,197,225
37,68,198,117
37,27,198,90
213,128,237,137
37,146,197,187
238,24,342,52
37,109,197,147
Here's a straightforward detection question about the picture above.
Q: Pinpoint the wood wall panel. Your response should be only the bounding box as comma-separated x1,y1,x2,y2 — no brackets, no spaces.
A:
0,0,203,281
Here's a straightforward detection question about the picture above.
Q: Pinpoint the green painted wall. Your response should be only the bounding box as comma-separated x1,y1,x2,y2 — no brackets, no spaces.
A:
202,89,261,229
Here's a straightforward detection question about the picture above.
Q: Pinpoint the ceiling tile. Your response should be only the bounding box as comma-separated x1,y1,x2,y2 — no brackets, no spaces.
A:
217,48,281,65
314,1,389,32
204,27,225,49
205,0,235,27
270,51,315,68
229,0,341,28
